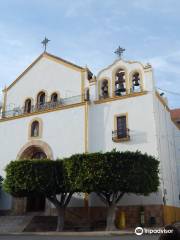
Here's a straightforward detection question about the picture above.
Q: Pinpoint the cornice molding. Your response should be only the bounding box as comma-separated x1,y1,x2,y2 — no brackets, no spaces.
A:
94,91,148,104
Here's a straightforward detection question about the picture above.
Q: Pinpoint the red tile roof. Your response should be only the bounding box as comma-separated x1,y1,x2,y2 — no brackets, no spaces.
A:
170,108,180,120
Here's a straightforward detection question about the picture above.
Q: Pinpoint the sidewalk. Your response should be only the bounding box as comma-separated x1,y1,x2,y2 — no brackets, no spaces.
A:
0,230,134,236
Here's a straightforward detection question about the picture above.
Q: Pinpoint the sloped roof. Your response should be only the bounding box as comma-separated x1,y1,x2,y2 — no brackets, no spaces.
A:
4,52,85,92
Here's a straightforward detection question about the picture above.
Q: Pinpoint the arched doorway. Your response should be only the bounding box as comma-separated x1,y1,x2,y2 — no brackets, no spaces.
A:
19,145,47,160
15,141,54,213
20,145,47,212
17,140,54,160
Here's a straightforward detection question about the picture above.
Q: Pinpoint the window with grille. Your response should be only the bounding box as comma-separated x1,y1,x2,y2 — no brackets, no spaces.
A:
112,114,130,142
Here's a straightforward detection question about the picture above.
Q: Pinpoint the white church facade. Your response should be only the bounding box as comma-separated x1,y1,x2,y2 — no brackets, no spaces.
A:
0,51,180,227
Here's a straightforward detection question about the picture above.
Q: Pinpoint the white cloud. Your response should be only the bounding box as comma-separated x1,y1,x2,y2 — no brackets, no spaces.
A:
148,51,180,75
64,0,95,18
139,50,180,108
132,0,178,13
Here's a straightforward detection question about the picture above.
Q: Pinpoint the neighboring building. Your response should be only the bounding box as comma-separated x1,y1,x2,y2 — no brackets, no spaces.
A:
171,109,180,128
171,108,180,207
0,51,179,227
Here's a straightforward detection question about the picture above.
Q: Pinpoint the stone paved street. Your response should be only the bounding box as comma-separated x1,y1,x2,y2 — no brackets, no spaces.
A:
0,234,160,240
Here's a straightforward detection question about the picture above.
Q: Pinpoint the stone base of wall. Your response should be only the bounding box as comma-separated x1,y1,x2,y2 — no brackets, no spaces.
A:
11,198,180,229
116,205,164,228
46,205,164,228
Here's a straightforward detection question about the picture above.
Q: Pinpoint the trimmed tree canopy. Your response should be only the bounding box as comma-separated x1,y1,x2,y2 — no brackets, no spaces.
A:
3,159,76,231
3,160,73,197
65,150,160,196
65,150,159,230
3,151,159,231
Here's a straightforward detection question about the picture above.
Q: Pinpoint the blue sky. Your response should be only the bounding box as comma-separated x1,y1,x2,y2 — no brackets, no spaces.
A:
0,0,180,108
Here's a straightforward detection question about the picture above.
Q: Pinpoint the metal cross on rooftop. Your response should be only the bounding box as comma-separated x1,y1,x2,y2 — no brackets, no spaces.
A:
114,46,125,59
41,37,50,52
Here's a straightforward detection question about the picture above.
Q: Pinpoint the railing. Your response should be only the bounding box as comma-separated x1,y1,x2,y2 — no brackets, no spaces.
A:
1,95,84,119
113,88,142,96
112,129,130,142
114,90,127,96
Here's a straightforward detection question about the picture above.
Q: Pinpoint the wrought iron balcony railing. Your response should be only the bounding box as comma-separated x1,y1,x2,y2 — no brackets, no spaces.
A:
112,129,130,142
1,95,84,119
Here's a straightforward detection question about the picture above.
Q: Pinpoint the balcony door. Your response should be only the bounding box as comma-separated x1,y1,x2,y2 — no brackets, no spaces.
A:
117,116,127,138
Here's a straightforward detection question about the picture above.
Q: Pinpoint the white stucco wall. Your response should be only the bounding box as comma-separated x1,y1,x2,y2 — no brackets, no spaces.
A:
88,92,163,206
5,56,83,110
0,105,86,209
0,105,85,178
89,93,158,155
153,94,180,207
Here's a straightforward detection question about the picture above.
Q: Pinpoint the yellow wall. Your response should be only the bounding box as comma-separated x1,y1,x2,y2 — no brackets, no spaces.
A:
163,206,180,225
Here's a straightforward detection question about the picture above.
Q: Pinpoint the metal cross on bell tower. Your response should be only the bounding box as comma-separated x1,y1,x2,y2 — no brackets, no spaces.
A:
114,46,125,59
41,37,50,52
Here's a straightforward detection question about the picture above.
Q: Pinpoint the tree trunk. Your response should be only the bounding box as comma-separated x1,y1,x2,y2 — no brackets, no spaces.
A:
56,207,65,231
106,204,117,231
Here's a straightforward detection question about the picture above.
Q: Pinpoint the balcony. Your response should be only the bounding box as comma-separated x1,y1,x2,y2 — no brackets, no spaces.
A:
1,95,84,119
112,129,130,142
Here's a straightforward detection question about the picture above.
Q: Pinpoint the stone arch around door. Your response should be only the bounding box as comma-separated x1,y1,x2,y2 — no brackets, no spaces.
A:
16,140,54,160
13,140,54,214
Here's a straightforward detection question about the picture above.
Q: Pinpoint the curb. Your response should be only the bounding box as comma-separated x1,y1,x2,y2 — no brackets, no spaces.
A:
0,231,134,236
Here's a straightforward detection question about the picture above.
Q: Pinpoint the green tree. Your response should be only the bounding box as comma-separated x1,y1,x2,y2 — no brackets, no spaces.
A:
3,160,75,231
0,175,3,189
66,150,159,230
